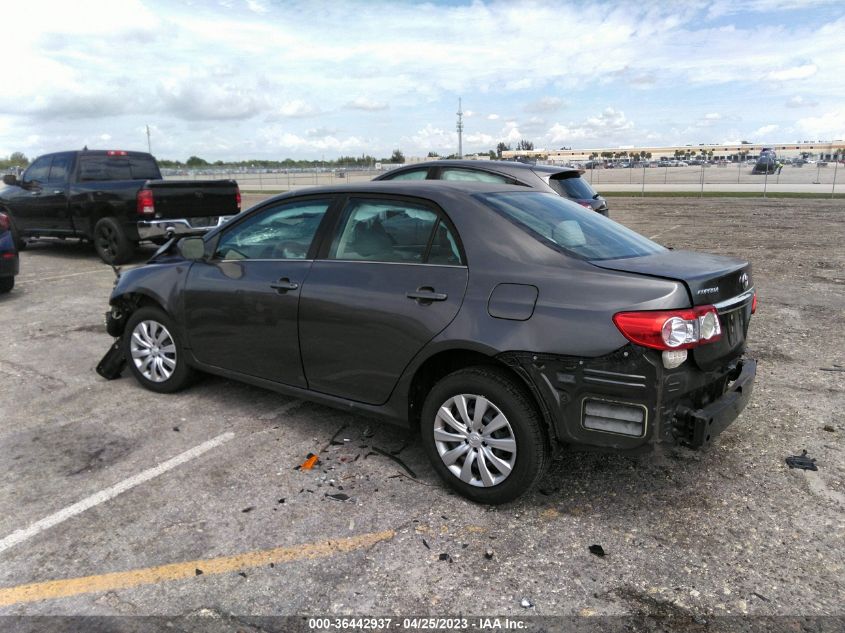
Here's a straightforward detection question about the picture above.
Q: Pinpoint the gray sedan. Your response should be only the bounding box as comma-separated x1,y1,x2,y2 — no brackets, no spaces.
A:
101,182,754,503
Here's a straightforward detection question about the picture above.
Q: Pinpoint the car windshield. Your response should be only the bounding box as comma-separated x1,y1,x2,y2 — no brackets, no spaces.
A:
476,191,665,261
547,173,597,199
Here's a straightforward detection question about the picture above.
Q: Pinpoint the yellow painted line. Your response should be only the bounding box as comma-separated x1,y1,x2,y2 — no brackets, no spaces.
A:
0,530,394,607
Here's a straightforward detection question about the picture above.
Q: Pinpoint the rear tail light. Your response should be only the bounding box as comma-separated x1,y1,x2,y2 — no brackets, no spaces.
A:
136,188,155,216
107,150,128,156
613,306,722,351
0,212,9,232
235,186,241,211
576,201,593,209
751,292,757,314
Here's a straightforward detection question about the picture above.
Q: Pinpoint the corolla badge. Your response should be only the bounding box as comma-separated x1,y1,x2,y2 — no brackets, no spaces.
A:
739,272,749,290
697,287,719,295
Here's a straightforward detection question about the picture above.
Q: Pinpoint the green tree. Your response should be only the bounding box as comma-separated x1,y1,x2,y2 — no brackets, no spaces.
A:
390,149,405,163
186,156,209,167
9,152,29,167
496,142,511,158
427,151,439,158
516,139,534,151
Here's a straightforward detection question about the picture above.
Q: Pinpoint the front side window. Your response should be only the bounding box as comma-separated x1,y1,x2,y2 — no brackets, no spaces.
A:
383,168,429,181
214,198,332,260
440,168,510,183
23,156,51,185
329,198,461,264
477,191,664,261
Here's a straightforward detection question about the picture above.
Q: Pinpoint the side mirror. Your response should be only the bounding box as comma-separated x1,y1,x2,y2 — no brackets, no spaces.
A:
2,174,18,186
178,236,206,260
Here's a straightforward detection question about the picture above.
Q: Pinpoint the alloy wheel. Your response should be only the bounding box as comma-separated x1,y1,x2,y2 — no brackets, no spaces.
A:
433,394,517,487
129,320,177,383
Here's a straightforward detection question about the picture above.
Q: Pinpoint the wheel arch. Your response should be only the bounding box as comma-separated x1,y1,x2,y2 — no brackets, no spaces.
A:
405,346,558,443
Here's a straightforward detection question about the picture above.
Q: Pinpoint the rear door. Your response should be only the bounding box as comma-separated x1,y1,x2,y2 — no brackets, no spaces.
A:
12,155,52,231
183,196,335,386
36,152,74,231
299,196,468,404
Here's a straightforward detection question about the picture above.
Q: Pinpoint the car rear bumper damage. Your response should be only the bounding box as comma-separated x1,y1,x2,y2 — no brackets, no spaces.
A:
136,215,233,240
499,347,756,452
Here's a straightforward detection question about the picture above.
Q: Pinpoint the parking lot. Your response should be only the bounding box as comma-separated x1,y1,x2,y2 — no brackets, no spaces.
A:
0,196,843,624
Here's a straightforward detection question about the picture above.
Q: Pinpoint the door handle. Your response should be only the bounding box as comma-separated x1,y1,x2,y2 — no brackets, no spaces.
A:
406,287,448,303
270,278,299,292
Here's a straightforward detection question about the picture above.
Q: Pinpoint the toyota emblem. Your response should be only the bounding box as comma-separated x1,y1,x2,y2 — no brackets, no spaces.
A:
739,272,749,290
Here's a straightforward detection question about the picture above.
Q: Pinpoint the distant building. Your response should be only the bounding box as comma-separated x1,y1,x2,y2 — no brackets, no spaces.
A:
502,141,845,163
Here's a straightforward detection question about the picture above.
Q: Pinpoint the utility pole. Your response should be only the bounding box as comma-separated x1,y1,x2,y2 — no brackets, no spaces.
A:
146,125,152,154
456,98,464,159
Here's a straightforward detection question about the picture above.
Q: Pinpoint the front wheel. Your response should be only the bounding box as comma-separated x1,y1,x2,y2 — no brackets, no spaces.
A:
93,217,135,265
421,366,550,504
123,306,195,393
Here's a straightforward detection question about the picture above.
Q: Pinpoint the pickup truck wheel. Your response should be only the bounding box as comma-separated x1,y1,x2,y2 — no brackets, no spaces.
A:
93,217,135,265
0,276,13,293
421,366,550,504
123,306,195,393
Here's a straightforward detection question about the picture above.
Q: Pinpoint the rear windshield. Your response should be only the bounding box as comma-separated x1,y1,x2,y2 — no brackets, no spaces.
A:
78,155,161,181
547,173,597,199
476,191,665,261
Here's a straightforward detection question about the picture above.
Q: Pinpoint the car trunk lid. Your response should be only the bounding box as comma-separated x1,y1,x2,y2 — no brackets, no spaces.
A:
592,250,754,369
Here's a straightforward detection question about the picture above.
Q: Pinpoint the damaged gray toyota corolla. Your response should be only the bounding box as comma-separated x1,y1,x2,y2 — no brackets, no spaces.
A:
100,182,756,504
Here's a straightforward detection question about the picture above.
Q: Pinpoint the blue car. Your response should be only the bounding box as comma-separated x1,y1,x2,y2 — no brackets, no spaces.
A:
0,211,19,293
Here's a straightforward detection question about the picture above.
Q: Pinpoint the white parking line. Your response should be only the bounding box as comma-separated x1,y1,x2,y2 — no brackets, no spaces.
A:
0,432,235,555
17,268,112,285
649,224,681,240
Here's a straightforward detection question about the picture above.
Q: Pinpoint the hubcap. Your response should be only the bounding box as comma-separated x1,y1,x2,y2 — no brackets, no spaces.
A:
130,320,177,383
433,394,517,488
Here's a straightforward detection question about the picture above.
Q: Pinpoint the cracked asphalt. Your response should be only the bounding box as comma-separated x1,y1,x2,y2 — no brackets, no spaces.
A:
0,196,842,625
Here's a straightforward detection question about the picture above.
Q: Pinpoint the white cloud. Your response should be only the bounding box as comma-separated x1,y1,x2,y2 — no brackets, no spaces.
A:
487,114,500,120
786,95,819,108
345,97,389,111
547,108,635,144
766,64,818,82
276,100,322,119
795,110,845,140
704,113,722,120
752,124,779,138
525,97,565,113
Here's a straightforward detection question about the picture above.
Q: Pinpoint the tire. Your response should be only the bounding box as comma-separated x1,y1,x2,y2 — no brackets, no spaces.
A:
93,217,135,265
0,276,13,293
420,366,550,504
123,306,195,393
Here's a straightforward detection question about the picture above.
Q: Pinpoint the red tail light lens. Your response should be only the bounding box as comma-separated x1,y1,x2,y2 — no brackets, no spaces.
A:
136,188,155,216
235,187,241,211
751,292,757,314
613,306,722,351
577,201,593,209
0,212,9,232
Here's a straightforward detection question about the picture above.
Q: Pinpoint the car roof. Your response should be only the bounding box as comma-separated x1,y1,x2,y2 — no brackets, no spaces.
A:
380,159,582,177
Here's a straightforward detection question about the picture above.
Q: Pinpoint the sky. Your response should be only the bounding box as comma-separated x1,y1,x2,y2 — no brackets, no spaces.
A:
1,0,844,161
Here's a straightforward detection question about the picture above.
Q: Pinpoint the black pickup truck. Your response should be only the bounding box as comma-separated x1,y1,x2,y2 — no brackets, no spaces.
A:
0,149,241,264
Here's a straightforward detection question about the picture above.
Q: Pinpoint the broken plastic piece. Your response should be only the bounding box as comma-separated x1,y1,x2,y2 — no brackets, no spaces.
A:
484,548,494,560
438,553,452,563
520,598,533,608
589,544,606,557
326,493,350,501
95,340,126,380
301,453,319,470
785,450,818,471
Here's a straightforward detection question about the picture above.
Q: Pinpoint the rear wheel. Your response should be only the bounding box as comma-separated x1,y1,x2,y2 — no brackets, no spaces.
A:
93,217,135,265
421,366,550,504
0,276,13,293
123,306,195,393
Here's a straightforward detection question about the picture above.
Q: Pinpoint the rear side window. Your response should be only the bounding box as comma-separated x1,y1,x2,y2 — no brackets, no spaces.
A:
329,198,462,265
547,173,597,199
383,168,428,180
440,168,510,183
477,191,664,261
78,155,161,181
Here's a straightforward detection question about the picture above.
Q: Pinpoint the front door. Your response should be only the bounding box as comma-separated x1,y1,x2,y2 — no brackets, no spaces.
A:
183,196,334,386
299,196,468,404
